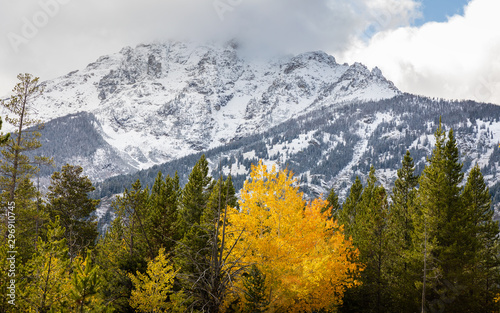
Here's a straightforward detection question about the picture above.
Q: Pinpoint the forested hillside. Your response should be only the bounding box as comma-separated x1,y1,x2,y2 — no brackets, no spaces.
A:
93,93,500,216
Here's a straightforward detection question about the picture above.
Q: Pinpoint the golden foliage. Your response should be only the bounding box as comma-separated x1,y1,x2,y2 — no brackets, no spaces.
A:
224,161,362,312
128,247,178,313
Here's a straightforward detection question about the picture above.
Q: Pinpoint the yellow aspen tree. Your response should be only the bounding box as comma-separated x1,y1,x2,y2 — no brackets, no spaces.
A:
127,247,178,313
224,161,362,312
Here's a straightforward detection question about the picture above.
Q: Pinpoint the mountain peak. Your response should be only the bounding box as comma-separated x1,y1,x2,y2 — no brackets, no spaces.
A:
371,66,383,78
7,40,399,178
293,51,337,65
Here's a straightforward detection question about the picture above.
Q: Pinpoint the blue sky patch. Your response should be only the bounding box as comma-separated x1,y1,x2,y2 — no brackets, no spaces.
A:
415,0,471,25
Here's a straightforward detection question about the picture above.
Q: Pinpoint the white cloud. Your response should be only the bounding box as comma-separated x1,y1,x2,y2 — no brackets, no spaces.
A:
340,0,500,105
1,0,420,98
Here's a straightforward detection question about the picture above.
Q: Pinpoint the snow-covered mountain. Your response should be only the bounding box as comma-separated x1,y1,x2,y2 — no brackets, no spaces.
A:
10,40,399,180
4,40,500,222
93,94,500,221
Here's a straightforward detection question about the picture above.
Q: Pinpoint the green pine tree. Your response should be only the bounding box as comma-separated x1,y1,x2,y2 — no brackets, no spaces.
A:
13,177,49,262
323,187,341,220
65,250,112,312
415,120,448,312
339,176,363,237
45,164,100,258
389,150,421,310
416,120,482,312
115,179,153,259
0,73,52,203
17,217,70,312
175,168,237,312
391,150,418,248
0,74,52,267
341,167,394,313
147,171,182,255
358,166,392,313
460,164,500,311
242,265,269,313
97,179,151,312
95,216,138,313
177,155,213,236
174,155,214,308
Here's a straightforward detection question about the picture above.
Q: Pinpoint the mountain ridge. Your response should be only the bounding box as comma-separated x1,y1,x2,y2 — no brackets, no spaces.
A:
90,93,500,214
5,40,500,220
2,40,400,181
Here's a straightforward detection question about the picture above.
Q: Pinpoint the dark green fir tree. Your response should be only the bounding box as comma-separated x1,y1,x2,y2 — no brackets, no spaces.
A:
46,164,100,258
323,187,341,220
242,265,269,313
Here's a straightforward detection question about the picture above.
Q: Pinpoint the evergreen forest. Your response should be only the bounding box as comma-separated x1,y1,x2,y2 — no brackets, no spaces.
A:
1,75,500,313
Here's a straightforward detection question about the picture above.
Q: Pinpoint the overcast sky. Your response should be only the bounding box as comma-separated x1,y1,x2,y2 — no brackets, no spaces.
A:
1,0,498,105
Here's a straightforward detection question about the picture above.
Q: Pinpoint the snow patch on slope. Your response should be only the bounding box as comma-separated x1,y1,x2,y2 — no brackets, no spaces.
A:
332,112,392,198
1,41,400,180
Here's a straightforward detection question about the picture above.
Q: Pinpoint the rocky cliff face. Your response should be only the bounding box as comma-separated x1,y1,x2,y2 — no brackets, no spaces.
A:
11,41,399,180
